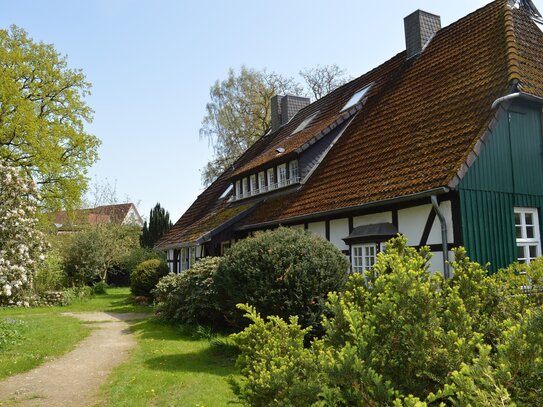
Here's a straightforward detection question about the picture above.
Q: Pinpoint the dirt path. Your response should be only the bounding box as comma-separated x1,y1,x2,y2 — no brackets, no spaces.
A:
0,312,148,406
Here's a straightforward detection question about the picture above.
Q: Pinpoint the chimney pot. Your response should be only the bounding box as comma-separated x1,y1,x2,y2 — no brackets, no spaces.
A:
404,10,441,59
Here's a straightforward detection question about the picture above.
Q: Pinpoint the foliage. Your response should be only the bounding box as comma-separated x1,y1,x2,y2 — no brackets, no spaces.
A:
0,318,26,350
299,64,351,100
140,202,172,248
63,224,140,285
92,280,108,295
61,285,93,305
0,160,47,305
200,66,302,185
130,259,169,297
153,257,223,326
216,227,349,331
231,236,543,406
34,249,65,295
0,25,100,211
119,246,164,275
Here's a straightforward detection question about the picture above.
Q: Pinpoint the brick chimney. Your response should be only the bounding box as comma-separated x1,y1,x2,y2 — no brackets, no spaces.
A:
270,94,310,132
404,10,441,59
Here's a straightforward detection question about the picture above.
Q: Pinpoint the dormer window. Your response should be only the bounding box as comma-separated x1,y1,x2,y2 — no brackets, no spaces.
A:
258,171,266,192
289,160,299,183
267,168,275,190
250,174,257,195
235,180,241,199
341,84,372,112
242,178,248,198
278,164,287,187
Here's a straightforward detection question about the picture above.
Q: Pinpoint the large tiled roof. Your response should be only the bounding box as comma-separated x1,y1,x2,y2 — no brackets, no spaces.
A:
159,0,543,246
54,203,135,226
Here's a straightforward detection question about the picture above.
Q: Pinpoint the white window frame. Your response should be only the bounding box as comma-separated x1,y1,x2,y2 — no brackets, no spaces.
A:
189,246,196,268
235,180,241,199
278,163,287,187
267,168,275,190
351,243,377,273
289,160,299,184
515,207,541,265
258,171,266,192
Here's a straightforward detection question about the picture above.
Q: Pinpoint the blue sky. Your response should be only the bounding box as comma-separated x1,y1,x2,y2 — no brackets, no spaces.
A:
1,0,490,221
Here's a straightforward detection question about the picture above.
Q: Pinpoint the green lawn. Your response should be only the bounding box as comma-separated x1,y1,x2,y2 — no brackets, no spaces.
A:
98,319,240,407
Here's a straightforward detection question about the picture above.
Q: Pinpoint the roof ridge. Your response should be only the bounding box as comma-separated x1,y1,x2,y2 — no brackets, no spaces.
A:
504,0,522,87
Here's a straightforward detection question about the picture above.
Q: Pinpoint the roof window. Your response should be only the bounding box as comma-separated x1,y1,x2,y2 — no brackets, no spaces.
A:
292,111,319,134
341,84,373,112
276,147,285,154
532,17,543,33
219,183,233,199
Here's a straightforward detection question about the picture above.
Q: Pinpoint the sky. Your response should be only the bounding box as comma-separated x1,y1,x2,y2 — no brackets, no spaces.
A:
1,0,491,221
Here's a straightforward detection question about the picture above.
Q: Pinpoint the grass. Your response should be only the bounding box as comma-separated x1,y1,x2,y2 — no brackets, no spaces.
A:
0,313,89,380
98,319,240,407
0,287,148,379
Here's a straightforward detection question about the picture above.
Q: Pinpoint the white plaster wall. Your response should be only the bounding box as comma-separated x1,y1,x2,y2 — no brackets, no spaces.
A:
427,200,454,245
353,212,392,228
123,206,143,227
308,221,326,239
330,218,349,250
428,250,455,275
397,204,432,246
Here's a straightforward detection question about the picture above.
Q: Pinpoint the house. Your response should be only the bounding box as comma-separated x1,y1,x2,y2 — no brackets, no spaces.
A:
156,0,543,276
54,203,144,232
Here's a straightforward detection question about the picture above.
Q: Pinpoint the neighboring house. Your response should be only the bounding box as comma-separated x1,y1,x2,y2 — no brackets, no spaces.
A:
54,203,144,232
156,0,543,276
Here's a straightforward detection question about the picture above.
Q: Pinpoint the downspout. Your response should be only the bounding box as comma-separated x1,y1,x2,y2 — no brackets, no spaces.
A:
431,195,450,279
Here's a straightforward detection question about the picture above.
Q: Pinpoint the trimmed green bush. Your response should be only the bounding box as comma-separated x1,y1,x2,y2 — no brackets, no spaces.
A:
130,259,168,297
216,227,349,330
92,280,108,295
153,257,223,325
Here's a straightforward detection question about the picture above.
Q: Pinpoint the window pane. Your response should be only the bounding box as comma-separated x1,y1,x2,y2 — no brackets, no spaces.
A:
529,245,538,258
517,245,525,260
526,226,535,239
515,212,521,225
516,226,523,239
525,213,534,226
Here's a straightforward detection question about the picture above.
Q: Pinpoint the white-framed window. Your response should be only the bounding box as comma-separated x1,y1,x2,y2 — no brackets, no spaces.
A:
235,180,241,199
351,243,377,273
289,160,299,183
258,171,266,192
180,247,189,271
515,207,541,264
278,163,287,186
341,84,372,112
267,168,275,190
189,246,196,268
250,174,257,195
242,178,248,197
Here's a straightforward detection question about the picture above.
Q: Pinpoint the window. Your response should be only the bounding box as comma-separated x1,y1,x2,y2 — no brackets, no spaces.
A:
289,160,299,183
278,164,287,186
515,208,541,264
242,178,248,197
250,174,257,195
341,84,372,112
180,247,189,271
532,17,543,33
258,171,266,192
351,243,377,273
189,246,196,268
235,181,241,199
292,111,319,134
267,168,275,190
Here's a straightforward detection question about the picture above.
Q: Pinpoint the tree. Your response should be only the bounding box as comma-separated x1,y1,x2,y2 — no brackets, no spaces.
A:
0,159,47,305
0,25,100,211
200,65,350,186
63,224,140,284
200,66,303,185
299,64,351,100
140,203,172,248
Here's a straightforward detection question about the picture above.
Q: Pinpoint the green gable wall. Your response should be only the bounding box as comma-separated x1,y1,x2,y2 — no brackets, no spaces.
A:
459,101,543,272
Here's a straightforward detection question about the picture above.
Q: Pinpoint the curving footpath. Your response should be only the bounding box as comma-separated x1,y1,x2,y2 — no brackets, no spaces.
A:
0,312,147,406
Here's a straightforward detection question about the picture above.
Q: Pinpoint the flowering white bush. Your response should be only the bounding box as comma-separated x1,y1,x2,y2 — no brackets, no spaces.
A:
0,160,47,305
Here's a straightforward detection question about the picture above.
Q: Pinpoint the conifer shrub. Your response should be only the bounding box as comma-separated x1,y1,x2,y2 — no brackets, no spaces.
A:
215,227,350,330
231,236,543,406
130,259,168,297
153,257,223,326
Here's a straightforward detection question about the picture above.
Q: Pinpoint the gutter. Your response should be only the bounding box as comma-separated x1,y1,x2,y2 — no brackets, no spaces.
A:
431,195,450,279
238,187,450,231
491,91,543,109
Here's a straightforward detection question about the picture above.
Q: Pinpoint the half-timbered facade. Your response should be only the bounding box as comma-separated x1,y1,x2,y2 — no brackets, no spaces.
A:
157,0,543,275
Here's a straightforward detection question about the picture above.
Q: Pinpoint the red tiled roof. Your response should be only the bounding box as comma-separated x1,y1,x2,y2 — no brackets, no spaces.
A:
53,203,135,226
160,0,543,245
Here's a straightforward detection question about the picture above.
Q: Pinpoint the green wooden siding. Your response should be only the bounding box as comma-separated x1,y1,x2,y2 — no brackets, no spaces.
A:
459,102,543,271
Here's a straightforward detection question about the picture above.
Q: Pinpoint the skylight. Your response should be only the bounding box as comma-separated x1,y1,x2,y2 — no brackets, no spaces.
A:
219,183,233,199
341,84,372,112
532,17,543,33
292,111,319,134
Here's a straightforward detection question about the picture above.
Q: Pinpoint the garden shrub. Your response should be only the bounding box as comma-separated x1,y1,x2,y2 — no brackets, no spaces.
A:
61,285,93,305
216,227,349,330
153,257,223,326
34,249,65,295
231,236,543,406
92,280,108,295
130,259,168,297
